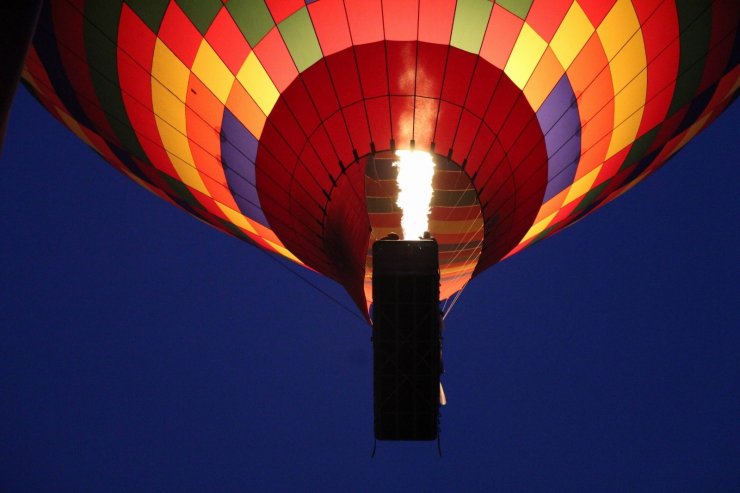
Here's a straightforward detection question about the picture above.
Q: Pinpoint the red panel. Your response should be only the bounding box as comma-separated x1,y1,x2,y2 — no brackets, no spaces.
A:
343,102,372,156
433,100,462,155
507,116,541,165
498,97,536,152
526,0,573,42
480,5,523,68
390,95,415,146
300,61,339,120
323,113,354,164
578,0,615,27
465,125,495,175
292,162,325,209
416,42,447,98
477,153,512,203
355,42,388,98
451,110,481,163
308,125,340,175
383,0,419,41
648,107,686,153
465,62,503,117
205,8,251,74
265,0,304,23
484,78,521,133
387,41,417,95
256,151,291,214
299,146,333,190
325,50,363,106
412,96,439,148
287,192,323,240
308,0,352,56
283,79,321,136
441,49,476,106
117,6,177,177
260,121,298,170
635,1,678,136
158,3,202,67
253,29,298,92
344,0,384,44
267,98,306,155
698,0,739,93
365,96,392,148
475,139,507,187
418,0,455,44
514,123,548,175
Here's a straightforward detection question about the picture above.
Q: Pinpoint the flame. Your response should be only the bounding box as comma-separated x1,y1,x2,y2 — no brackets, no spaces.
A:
393,150,436,240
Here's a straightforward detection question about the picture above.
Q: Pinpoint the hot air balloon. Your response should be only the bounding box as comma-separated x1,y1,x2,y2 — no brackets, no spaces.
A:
12,0,739,440
18,0,738,318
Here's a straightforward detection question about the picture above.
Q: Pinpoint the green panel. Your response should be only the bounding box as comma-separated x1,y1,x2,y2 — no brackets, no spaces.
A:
125,0,168,32
175,0,222,34
531,225,555,245
279,7,322,72
162,174,204,211
496,0,533,20
450,0,493,54
619,127,659,171
573,182,608,214
220,219,252,241
227,0,275,47
431,190,479,207
667,0,712,116
85,1,148,163
366,197,400,213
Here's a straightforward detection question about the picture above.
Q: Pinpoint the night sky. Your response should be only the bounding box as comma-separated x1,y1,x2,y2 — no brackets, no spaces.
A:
1,87,738,492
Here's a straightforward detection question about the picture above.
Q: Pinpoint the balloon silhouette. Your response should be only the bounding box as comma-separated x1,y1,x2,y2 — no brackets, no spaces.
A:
22,0,739,318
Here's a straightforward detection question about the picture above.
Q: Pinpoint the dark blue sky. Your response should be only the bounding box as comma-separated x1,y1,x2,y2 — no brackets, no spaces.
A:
1,87,738,492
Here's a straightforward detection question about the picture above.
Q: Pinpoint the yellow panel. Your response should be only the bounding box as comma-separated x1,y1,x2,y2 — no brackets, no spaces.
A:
610,78,646,155
596,0,647,158
550,2,594,69
236,52,280,115
563,165,601,205
522,211,558,242
504,23,547,89
217,203,258,234
609,34,647,93
191,40,235,105
596,0,636,58
267,240,302,264
152,40,209,195
151,40,189,100
152,81,187,133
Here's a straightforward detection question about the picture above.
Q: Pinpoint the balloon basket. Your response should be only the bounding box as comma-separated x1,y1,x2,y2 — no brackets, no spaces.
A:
371,237,441,441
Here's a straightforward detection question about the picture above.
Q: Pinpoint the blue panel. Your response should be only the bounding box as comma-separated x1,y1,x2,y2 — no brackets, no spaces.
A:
536,75,581,202
220,109,270,227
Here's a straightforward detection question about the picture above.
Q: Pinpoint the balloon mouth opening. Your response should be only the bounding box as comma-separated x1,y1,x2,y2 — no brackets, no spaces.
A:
393,150,436,240
364,150,485,303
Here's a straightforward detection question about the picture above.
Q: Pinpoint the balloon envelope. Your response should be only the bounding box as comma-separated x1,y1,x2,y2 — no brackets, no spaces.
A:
22,0,739,317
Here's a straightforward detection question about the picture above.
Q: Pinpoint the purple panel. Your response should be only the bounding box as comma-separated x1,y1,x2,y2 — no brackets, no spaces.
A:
220,109,270,227
536,75,581,201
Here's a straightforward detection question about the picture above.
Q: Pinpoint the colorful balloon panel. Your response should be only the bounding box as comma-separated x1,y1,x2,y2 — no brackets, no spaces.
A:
21,0,739,317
